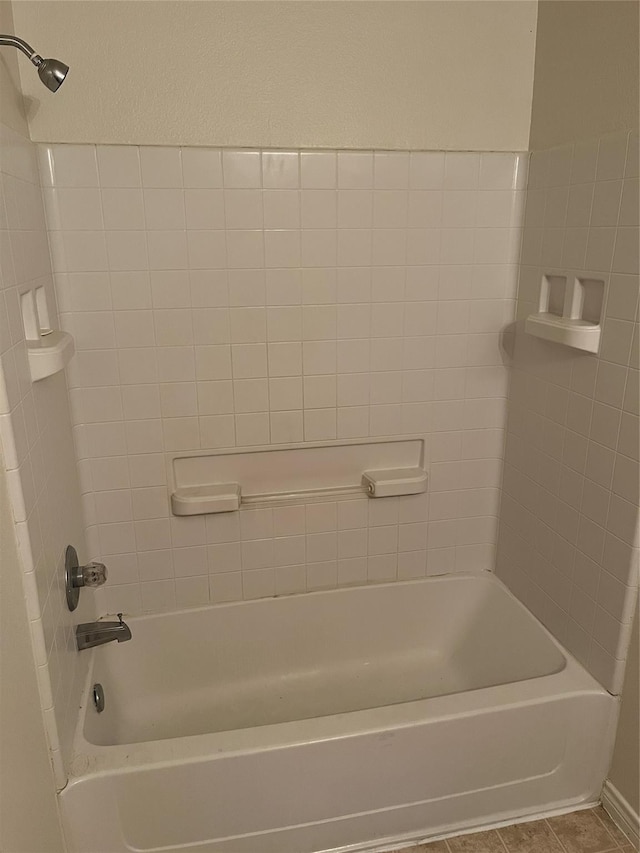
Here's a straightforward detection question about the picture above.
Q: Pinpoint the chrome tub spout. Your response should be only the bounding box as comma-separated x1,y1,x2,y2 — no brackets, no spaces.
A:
76,614,132,651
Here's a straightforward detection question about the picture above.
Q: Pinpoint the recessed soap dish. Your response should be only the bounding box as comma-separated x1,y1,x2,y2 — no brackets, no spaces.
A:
540,274,567,317
525,271,604,353
20,286,75,381
570,277,605,325
27,331,75,381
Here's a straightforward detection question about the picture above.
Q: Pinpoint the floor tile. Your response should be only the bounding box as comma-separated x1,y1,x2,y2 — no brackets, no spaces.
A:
547,809,619,853
498,819,564,852
594,806,634,847
447,829,506,852
379,807,633,853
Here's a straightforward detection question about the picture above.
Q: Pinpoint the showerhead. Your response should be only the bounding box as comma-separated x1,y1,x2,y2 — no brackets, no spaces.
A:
0,33,69,92
36,57,69,92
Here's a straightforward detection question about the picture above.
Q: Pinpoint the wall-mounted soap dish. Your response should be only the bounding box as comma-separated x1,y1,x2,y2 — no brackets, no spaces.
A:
27,330,75,382
525,271,604,353
171,484,241,516
20,286,75,381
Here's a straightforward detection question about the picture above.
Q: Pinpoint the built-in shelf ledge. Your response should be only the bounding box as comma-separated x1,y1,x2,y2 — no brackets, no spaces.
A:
171,484,241,515
170,439,429,515
526,270,605,353
27,330,75,382
362,467,428,498
171,468,428,515
525,313,601,353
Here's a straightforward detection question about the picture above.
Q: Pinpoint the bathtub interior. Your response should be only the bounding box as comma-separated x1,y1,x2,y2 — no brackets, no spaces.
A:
83,574,566,746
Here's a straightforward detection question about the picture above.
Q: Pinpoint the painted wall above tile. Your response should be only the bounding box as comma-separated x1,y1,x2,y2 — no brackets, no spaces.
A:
13,2,537,150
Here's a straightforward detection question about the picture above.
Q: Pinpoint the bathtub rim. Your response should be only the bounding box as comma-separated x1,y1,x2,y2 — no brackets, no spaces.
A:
66,572,612,781
89,569,537,632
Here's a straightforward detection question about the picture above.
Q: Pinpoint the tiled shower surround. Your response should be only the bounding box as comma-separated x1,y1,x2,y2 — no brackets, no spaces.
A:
0,122,93,787
40,145,526,616
496,129,639,694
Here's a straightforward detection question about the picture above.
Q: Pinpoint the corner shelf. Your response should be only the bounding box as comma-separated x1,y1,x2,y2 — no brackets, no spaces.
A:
20,286,75,382
525,271,604,354
524,313,601,353
27,330,75,382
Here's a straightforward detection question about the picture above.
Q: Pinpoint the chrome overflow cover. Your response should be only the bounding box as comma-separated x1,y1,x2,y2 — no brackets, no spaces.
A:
65,545,108,611
93,683,105,713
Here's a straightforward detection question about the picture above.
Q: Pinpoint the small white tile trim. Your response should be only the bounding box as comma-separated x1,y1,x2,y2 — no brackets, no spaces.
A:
50,747,66,792
1,120,92,790
602,779,640,849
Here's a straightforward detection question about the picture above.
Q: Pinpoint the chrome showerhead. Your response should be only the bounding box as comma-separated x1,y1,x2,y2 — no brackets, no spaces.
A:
0,33,69,92
36,57,69,92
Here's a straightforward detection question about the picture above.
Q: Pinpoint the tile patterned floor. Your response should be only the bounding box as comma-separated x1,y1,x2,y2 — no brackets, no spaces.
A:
387,807,637,853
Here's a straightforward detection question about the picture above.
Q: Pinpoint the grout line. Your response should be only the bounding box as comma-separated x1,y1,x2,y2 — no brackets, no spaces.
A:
545,809,625,853
543,816,571,853
497,829,510,852
495,829,514,852
411,808,632,853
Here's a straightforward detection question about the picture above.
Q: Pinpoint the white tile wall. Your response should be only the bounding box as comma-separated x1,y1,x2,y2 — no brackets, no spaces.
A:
496,129,639,694
0,122,93,787
41,143,526,616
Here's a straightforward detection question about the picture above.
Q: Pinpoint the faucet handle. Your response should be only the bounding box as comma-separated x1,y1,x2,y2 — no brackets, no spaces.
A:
80,561,108,588
65,545,109,612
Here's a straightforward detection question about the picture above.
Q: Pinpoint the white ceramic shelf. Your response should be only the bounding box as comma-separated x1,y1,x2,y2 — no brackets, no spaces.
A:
362,467,427,498
27,331,75,382
171,485,241,516
524,312,601,353
170,439,428,515
525,271,604,354
171,468,428,516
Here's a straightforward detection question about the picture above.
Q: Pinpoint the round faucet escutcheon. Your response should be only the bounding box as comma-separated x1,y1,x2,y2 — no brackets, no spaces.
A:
65,545,108,611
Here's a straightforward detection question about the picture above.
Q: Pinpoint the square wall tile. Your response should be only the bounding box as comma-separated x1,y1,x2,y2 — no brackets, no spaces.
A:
40,139,635,697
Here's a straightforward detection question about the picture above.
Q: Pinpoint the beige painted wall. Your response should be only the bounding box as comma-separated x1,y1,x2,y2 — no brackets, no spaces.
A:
608,601,639,814
529,0,639,149
0,454,65,852
11,0,537,150
0,0,29,135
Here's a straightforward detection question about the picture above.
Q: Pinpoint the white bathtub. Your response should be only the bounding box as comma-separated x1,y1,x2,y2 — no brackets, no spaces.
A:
60,573,617,853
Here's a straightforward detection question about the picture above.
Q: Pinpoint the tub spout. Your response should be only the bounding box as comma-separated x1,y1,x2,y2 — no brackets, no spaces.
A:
76,613,132,651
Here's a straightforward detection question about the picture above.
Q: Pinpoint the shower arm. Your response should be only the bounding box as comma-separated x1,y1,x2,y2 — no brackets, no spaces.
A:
0,33,68,92
0,34,45,66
